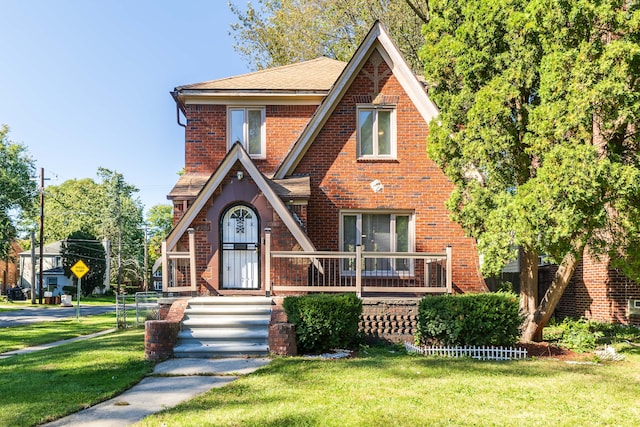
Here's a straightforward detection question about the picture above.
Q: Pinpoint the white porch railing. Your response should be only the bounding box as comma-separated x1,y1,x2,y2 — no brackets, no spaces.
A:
265,230,452,296
162,228,197,293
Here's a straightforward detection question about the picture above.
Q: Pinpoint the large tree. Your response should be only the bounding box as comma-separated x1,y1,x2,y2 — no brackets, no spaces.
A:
0,125,37,260
42,168,145,289
44,178,105,242
228,0,430,71
422,0,640,341
61,230,107,296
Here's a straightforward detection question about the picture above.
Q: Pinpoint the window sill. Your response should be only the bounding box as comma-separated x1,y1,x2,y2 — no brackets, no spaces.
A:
356,158,399,163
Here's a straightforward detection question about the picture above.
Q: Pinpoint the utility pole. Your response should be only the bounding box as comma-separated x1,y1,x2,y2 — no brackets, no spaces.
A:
38,167,45,305
30,231,35,304
143,224,148,292
102,238,110,293
116,176,123,295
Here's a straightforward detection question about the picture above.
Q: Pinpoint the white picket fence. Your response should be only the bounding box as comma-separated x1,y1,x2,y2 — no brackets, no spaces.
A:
404,342,528,361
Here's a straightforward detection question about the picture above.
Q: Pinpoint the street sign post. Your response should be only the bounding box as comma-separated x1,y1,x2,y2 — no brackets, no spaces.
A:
71,260,90,320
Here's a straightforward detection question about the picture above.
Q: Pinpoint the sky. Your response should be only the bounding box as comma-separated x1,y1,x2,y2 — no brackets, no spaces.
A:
0,0,251,215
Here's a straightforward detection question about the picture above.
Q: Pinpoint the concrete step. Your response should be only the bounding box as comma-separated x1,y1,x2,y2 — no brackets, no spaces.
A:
184,305,272,316
182,314,270,327
188,296,272,306
177,328,268,341
175,297,273,358
173,342,269,358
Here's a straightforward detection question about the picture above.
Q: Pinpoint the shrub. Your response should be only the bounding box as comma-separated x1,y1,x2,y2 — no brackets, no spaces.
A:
417,292,522,347
283,293,362,354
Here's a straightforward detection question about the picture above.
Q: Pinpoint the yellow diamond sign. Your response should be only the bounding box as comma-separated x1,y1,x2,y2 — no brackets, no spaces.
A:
71,260,90,279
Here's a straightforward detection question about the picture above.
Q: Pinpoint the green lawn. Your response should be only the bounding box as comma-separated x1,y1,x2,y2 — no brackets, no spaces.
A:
0,328,152,427
0,313,118,353
137,345,640,427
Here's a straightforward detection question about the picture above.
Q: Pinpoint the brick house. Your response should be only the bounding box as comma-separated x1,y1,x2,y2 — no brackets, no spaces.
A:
161,22,486,303
541,255,640,327
1,240,22,295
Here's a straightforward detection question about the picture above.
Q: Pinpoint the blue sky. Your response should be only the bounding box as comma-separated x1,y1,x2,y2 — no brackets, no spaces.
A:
0,0,250,214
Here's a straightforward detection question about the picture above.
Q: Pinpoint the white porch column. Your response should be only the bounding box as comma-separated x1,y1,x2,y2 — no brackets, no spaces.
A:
264,227,271,297
188,228,197,292
446,246,453,293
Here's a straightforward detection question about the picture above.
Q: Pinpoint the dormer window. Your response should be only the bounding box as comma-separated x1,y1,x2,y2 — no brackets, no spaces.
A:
228,107,266,158
357,106,396,159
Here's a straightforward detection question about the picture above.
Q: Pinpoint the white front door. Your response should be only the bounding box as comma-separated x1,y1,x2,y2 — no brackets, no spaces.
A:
221,205,259,289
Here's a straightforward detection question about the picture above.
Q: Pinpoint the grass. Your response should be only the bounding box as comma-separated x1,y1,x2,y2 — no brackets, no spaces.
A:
0,313,117,353
137,344,640,427
0,327,152,427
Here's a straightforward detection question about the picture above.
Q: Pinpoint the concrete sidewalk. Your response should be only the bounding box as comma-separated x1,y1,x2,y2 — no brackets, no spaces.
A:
0,329,117,359
42,357,271,427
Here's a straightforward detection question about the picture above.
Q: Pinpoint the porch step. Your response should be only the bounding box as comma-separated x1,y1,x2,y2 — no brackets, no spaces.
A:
184,305,272,316
174,296,272,358
177,327,268,341
173,342,269,358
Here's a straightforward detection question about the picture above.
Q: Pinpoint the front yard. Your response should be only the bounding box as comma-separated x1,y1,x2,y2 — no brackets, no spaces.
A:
136,344,640,427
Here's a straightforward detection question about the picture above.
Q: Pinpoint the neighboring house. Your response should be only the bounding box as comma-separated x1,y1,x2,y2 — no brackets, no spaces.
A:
40,266,72,297
1,240,23,294
541,254,640,327
161,22,486,298
19,241,71,296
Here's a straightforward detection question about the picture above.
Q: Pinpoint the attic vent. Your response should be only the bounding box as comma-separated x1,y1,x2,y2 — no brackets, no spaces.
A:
353,95,372,104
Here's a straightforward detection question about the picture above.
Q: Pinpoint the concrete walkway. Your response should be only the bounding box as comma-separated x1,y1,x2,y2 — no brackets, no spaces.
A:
0,329,117,359
43,357,271,427
0,328,271,426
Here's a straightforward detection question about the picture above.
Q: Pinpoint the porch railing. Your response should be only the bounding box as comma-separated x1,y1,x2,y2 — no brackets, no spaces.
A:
265,231,452,296
162,228,197,293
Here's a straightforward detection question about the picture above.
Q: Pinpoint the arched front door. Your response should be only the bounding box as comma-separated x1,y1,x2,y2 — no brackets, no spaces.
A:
221,205,260,289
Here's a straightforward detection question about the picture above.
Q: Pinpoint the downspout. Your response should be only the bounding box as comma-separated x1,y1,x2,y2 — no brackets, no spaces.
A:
171,90,186,128
176,103,186,128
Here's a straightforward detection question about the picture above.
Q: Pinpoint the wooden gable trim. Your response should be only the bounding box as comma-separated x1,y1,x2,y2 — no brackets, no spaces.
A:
164,142,316,253
274,21,439,179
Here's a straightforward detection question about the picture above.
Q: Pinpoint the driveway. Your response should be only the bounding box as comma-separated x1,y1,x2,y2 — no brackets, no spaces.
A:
0,305,115,327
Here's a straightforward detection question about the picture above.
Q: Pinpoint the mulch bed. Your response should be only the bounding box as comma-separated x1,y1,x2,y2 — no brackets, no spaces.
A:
518,342,585,361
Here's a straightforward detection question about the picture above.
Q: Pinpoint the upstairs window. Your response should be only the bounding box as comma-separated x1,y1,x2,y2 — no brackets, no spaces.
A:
357,106,396,159
228,107,266,158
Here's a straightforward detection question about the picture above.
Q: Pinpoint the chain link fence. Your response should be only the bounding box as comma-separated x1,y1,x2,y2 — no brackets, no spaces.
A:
116,292,160,328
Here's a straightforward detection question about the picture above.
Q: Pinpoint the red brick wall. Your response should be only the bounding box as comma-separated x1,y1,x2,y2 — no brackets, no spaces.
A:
555,252,640,326
183,104,317,176
0,241,22,294
291,55,485,293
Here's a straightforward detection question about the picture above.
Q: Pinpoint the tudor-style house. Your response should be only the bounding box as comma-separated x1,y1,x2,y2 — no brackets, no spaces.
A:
161,22,486,300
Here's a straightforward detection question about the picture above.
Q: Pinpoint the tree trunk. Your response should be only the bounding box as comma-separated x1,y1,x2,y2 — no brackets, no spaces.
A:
519,248,540,341
521,249,581,342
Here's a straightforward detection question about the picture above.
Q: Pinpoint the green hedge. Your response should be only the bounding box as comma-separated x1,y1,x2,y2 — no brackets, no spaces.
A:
417,292,522,347
283,293,362,354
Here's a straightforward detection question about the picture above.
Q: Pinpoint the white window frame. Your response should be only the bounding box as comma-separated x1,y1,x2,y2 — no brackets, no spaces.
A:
340,210,414,276
356,105,397,159
227,107,266,159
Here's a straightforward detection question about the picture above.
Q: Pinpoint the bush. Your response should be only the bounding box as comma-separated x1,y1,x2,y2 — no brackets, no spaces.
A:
417,292,522,347
283,293,362,354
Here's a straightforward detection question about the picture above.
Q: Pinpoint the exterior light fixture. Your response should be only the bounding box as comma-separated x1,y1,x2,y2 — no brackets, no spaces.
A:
237,171,244,180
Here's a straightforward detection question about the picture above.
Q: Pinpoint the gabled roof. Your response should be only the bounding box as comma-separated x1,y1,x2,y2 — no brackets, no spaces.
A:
169,174,311,201
274,21,439,179
176,57,346,92
19,241,63,256
164,142,316,252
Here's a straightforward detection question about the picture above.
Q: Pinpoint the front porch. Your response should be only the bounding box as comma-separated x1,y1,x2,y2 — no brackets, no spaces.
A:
161,228,452,297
